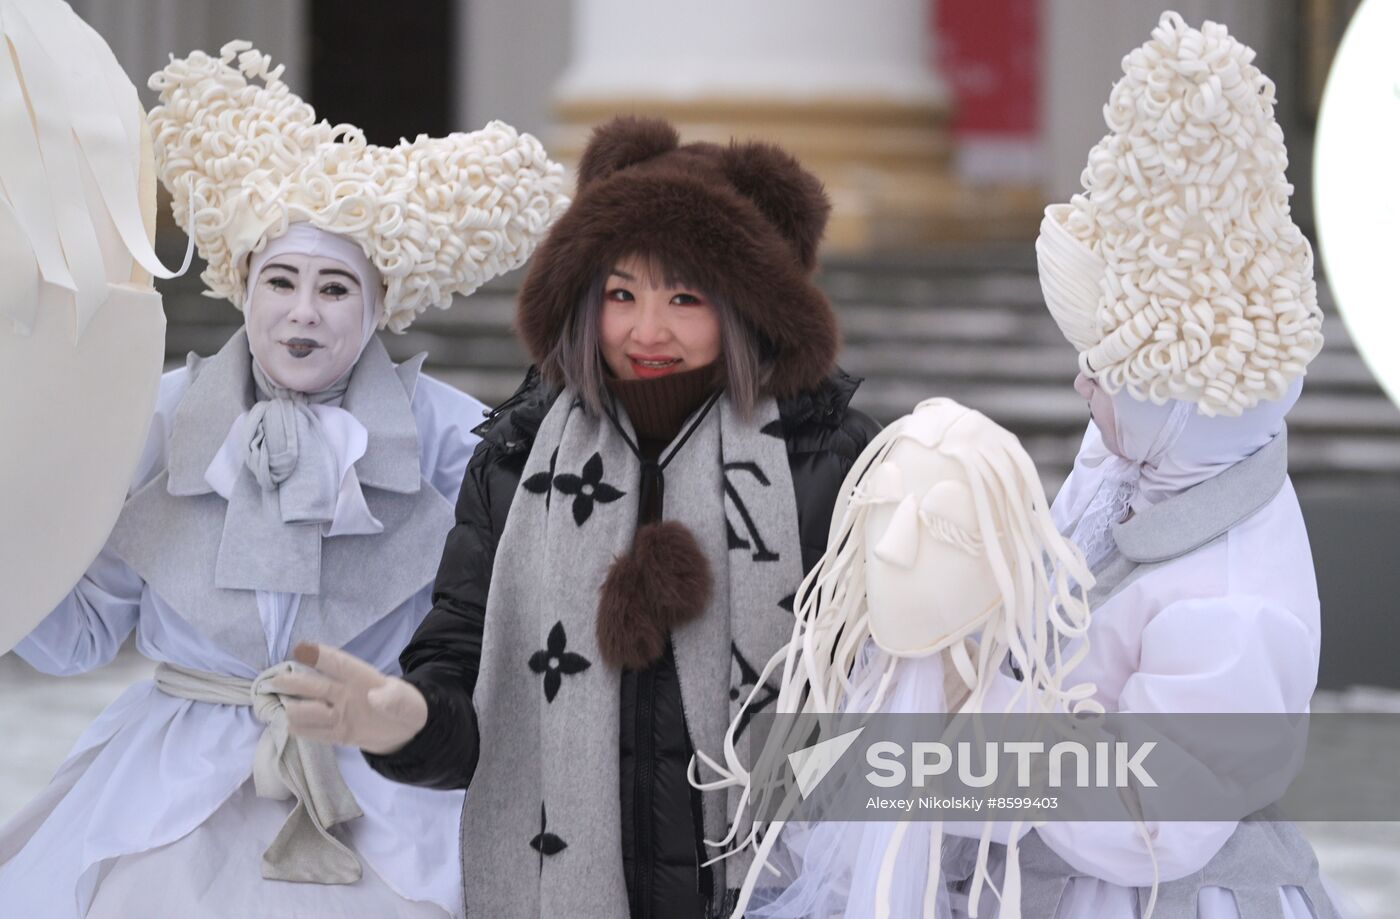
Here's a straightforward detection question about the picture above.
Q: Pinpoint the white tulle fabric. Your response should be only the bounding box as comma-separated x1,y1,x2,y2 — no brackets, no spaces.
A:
1037,12,1322,417
147,41,569,331
746,641,956,919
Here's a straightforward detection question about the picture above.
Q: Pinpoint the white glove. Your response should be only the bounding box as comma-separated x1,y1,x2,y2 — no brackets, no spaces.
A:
273,643,428,755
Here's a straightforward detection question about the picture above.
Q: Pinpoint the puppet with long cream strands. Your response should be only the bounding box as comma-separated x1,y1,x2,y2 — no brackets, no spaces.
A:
693,398,1105,919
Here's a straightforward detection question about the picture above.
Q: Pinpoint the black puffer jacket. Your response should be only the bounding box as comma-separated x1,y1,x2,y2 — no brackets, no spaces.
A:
367,367,879,917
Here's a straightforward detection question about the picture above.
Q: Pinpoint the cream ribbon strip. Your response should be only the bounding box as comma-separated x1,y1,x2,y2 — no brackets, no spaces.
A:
153,660,365,885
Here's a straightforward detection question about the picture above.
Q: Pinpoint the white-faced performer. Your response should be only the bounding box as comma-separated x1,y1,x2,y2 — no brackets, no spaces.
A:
955,12,1344,919
0,42,566,918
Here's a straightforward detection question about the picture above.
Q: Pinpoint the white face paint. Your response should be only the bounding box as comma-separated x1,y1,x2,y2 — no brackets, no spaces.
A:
246,253,367,393
860,425,1001,658
1074,371,1123,457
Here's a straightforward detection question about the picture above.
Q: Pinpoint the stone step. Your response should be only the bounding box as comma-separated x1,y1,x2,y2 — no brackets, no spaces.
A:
160,265,1359,348
849,378,1400,431
837,343,1377,389
385,299,1361,355
155,251,1396,489
429,363,1400,449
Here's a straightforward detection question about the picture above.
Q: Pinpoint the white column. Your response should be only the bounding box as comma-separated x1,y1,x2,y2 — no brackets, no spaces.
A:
549,0,1001,250
457,0,571,137
66,0,308,109
64,0,307,239
556,0,944,105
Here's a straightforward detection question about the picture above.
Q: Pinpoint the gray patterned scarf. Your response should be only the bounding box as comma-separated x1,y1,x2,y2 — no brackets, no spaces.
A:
460,389,804,918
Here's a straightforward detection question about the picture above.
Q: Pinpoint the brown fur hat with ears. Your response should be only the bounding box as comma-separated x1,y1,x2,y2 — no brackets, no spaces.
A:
517,115,839,399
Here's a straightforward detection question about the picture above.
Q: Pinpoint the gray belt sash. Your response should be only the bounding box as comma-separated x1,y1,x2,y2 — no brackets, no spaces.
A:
1084,430,1289,607
1012,816,1341,919
153,661,364,884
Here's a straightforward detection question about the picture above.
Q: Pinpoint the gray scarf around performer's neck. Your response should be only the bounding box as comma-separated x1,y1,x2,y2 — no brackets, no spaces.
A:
243,359,349,522
208,357,354,594
461,388,803,918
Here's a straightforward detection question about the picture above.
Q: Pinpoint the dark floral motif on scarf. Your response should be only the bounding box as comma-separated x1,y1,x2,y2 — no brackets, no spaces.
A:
522,448,560,509
530,802,567,873
729,641,779,738
723,461,780,562
529,621,591,702
548,452,625,526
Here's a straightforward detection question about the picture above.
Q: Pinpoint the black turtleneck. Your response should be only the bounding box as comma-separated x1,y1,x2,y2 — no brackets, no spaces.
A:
603,364,719,463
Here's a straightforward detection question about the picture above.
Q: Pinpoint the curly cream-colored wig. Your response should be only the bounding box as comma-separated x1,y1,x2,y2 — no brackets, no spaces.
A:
1038,12,1322,417
147,41,569,331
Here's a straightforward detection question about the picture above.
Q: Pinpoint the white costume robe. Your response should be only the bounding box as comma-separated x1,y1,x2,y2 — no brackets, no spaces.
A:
947,424,1342,919
0,333,485,919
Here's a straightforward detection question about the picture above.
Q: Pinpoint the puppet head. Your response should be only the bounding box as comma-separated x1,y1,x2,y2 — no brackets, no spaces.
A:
807,398,1096,715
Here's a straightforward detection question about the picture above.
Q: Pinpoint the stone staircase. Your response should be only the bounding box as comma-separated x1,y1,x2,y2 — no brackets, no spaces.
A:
153,243,1400,689
161,244,1400,499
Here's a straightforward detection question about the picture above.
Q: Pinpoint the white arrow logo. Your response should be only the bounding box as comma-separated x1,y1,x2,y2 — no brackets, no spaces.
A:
787,726,866,799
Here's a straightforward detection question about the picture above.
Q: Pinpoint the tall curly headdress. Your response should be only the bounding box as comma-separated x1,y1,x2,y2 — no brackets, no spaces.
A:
1037,12,1322,416
148,41,569,331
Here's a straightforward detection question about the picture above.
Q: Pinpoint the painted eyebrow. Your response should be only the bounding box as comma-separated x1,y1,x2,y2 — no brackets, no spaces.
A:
609,268,636,281
258,264,358,284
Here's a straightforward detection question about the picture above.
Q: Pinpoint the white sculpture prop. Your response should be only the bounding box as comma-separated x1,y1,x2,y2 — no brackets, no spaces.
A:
695,399,1103,919
1037,11,1322,417
0,0,189,653
1314,0,1400,411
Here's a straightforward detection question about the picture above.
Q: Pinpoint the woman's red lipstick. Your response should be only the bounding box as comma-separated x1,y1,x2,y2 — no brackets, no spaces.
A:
628,354,682,379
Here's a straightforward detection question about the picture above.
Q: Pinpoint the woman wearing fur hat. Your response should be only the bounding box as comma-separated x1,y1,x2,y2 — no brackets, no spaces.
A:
0,43,567,919
279,115,881,919
942,14,1347,919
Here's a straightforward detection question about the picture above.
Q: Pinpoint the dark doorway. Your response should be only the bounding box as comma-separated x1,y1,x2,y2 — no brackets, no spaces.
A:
308,0,455,146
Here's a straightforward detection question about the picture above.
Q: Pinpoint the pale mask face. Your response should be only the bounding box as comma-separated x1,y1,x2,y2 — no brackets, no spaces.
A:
247,253,367,393
861,428,1001,658
1074,371,1123,457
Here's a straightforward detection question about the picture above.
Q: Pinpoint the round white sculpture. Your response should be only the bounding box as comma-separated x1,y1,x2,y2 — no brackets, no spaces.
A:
0,0,174,654
1314,0,1400,411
